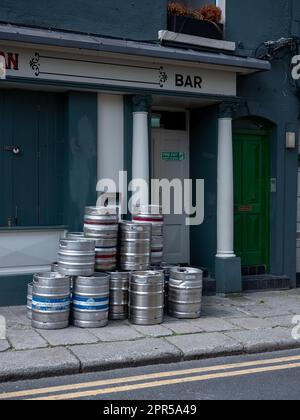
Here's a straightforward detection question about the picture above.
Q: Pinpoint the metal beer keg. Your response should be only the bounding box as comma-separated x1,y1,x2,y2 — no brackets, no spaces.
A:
32,272,71,330
129,271,164,325
133,205,164,264
109,271,130,320
84,206,119,245
168,267,203,319
119,222,151,271
57,239,95,276
26,282,33,320
72,273,110,328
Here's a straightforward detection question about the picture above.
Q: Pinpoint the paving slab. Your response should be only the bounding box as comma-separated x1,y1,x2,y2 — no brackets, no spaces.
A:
0,340,10,352
225,327,300,353
0,309,32,330
163,317,204,334
239,304,293,318
201,306,246,319
89,323,144,342
0,347,80,382
70,338,182,372
263,315,297,327
37,327,99,346
227,317,282,330
166,332,243,359
131,324,174,337
189,317,241,333
223,296,258,307
7,329,48,350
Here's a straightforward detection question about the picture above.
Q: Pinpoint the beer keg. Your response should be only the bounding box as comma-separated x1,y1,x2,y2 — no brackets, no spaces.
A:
32,272,71,330
168,267,203,319
129,271,164,325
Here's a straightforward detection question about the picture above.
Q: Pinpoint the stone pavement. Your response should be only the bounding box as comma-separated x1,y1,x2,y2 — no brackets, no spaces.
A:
0,289,300,382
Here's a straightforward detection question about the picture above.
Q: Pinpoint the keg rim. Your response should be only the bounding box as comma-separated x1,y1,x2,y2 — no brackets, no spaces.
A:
170,267,203,275
65,232,85,238
60,238,95,245
85,206,119,216
133,204,163,214
131,270,164,278
33,272,69,281
120,221,152,230
76,273,110,281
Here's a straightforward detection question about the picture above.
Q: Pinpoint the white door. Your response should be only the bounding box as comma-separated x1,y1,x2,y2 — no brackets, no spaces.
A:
152,129,190,264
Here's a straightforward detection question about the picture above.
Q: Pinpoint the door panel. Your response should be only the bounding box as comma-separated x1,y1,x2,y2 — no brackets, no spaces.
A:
234,132,270,267
0,92,13,226
0,90,64,227
152,129,190,264
12,91,39,226
38,93,65,226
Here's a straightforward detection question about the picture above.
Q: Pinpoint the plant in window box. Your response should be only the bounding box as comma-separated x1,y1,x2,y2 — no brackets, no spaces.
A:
167,2,223,41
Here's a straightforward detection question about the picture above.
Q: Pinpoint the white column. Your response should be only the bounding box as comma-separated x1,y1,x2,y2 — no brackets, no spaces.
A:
97,94,124,185
216,102,237,259
131,95,152,207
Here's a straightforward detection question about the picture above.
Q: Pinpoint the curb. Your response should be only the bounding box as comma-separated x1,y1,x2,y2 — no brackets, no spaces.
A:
1,340,300,383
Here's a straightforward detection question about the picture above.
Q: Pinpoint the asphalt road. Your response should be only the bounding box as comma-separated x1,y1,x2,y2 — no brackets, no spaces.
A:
1,349,300,401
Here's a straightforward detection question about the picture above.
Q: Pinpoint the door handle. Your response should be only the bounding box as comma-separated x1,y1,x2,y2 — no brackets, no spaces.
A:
4,146,21,155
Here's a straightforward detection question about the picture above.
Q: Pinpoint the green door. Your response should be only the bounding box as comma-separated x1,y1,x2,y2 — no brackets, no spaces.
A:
0,90,65,227
233,131,270,268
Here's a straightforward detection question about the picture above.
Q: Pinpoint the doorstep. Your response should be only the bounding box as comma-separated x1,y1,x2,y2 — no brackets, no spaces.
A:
204,275,292,296
242,275,291,292
0,290,300,382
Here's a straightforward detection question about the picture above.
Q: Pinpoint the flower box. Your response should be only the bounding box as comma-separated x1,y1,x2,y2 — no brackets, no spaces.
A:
167,15,223,40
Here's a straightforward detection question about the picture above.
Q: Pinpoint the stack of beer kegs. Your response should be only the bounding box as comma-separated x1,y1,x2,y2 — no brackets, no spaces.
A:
133,205,164,265
119,221,151,271
84,206,119,272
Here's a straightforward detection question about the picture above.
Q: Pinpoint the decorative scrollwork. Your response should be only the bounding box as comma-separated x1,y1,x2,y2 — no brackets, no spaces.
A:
159,66,168,88
29,53,40,76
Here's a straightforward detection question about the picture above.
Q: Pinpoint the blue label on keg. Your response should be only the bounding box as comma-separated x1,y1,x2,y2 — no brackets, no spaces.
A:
72,295,109,312
32,296,70,312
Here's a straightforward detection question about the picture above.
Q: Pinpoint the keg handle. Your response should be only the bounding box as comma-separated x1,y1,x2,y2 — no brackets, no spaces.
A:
178,268,188,273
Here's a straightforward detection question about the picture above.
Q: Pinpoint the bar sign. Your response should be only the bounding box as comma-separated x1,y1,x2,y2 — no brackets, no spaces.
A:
162,152,185,161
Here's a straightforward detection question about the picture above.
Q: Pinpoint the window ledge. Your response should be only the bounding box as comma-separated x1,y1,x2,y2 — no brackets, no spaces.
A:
0,226,68,232
158,30,236,53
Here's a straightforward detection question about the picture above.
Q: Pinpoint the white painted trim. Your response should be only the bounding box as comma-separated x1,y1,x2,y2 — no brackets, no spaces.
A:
97,93,124,188
0,265,51,276
158,31,235,52
216,0,226,24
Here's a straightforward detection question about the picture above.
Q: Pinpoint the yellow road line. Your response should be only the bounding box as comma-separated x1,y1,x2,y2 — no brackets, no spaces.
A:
31,361,300,401
2,354,300,400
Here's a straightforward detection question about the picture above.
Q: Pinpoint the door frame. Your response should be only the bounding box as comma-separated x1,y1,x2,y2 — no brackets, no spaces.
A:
233,128,271,271
151,110,190,264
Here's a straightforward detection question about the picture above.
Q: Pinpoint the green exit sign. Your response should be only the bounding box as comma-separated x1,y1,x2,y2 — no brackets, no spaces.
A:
162,152,185,161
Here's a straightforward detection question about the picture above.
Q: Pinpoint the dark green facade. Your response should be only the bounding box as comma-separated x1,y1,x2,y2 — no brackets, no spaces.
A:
0,0,299,305
0,0,167,41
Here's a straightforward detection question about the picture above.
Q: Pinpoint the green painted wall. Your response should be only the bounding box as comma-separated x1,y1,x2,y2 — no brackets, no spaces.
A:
190,106,218,274
0,0,167,41
226,0,300,286
64,92,97,231
0,275,32,307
